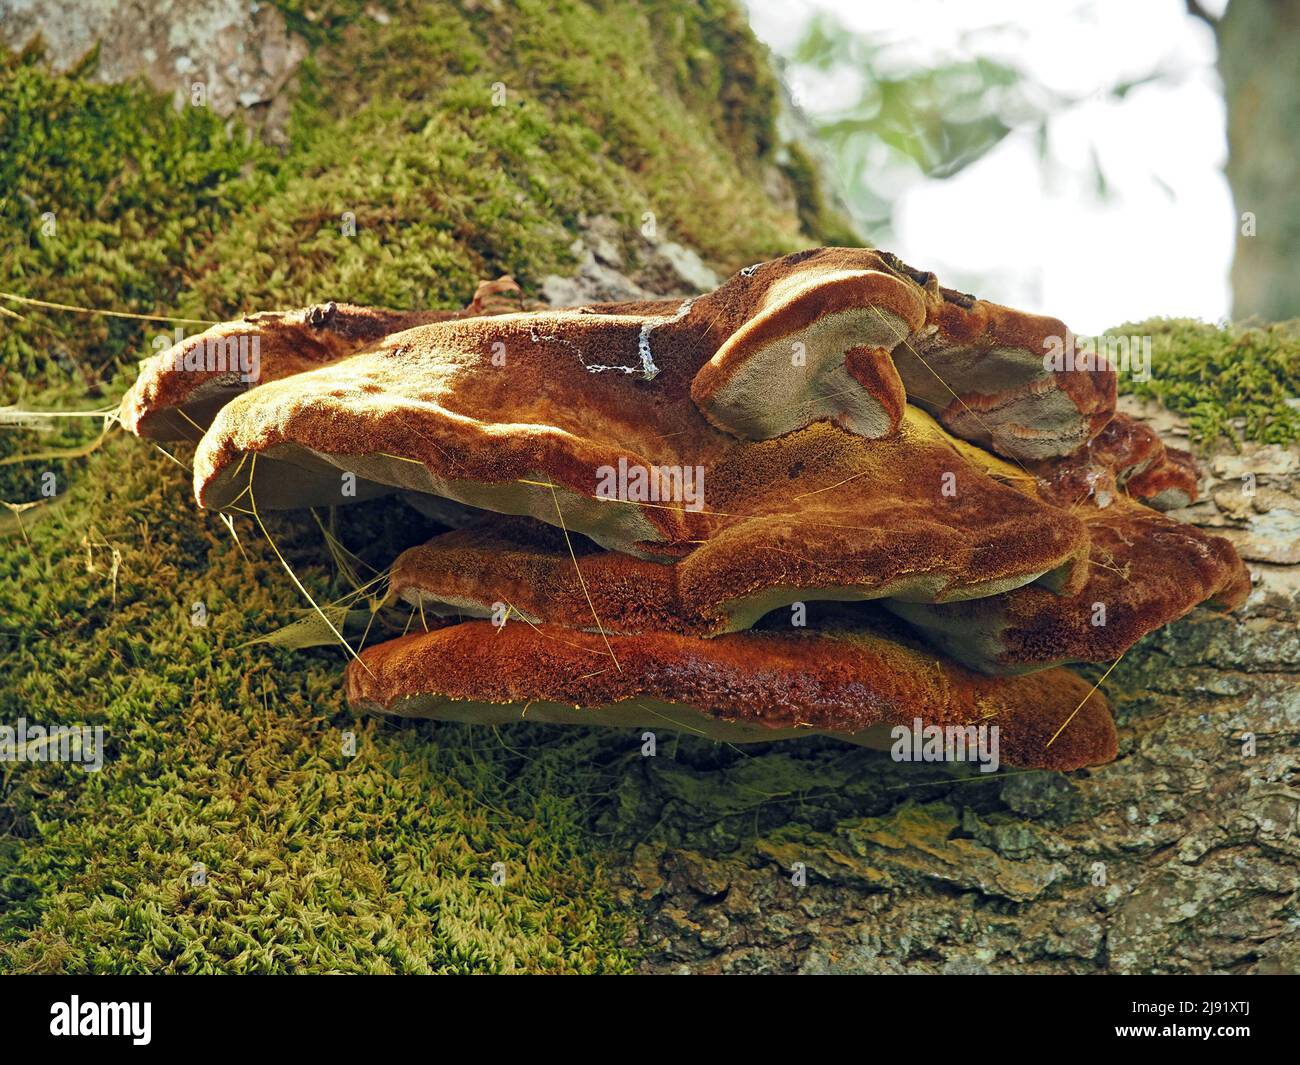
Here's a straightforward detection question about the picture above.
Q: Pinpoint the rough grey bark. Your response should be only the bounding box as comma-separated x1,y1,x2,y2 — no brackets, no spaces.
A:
0,0,305,140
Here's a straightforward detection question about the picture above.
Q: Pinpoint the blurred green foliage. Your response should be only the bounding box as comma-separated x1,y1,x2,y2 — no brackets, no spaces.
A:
785,11,1044,236
782,10,1167,240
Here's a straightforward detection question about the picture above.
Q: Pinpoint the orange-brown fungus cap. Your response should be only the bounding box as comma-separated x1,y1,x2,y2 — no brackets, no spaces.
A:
1030,412,1199,511
118,277,521,440
111,245,1254,771
346,619,1117,771
888,495,1251,673
187,249,1124,535
377,407,1089,629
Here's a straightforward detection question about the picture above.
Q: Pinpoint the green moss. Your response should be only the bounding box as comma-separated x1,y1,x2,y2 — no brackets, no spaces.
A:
271,0,382,46
779,141,860,248
209,0,805,313
1111,317,1300,446
180,97,596,315
0,41,269,398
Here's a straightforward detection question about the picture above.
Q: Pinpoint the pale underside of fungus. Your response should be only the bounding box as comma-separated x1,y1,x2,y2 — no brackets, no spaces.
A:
120,248,1251,771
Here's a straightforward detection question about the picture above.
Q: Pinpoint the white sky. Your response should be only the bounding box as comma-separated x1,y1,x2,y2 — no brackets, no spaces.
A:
746,0,1234,334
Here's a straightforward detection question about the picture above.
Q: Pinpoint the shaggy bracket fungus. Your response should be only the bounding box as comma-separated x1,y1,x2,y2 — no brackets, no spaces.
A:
119,248,1251,770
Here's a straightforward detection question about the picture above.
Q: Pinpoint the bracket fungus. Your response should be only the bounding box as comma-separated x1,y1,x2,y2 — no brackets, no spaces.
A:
120,277,522,441
119,247,1251,772
886,494,1250,674
345,614,1119,772
1027,411,1201,511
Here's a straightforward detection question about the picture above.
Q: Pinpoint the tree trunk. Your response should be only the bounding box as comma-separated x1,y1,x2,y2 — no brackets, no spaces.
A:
1216,0,1300,321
